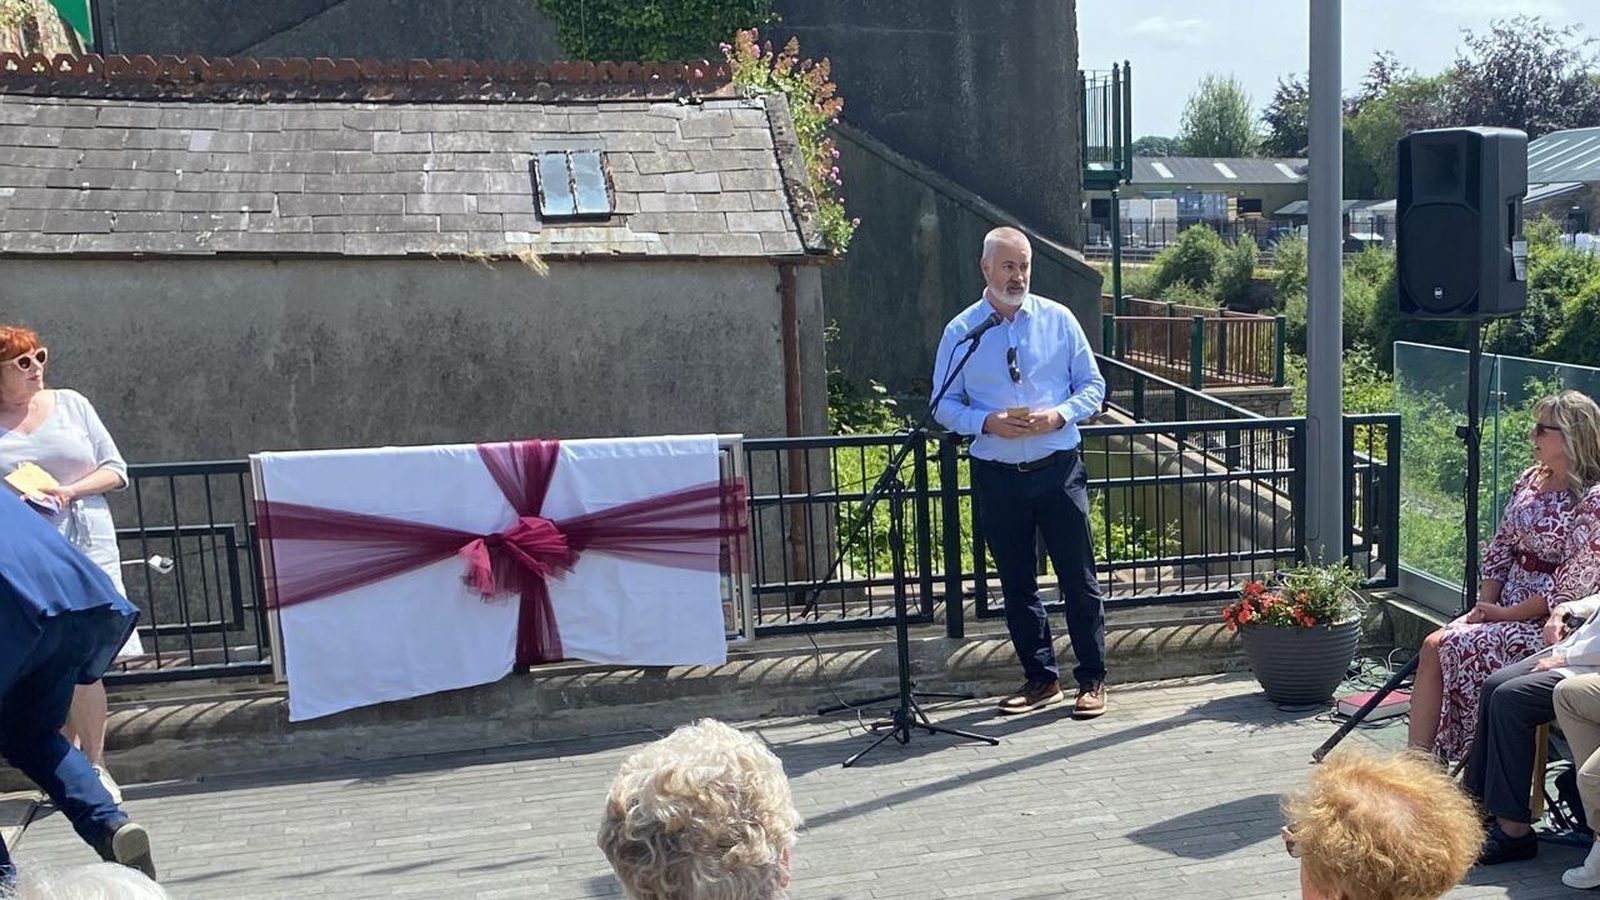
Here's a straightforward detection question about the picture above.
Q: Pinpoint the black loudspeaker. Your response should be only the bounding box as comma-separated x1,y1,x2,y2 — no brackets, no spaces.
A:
1397,126,1529,319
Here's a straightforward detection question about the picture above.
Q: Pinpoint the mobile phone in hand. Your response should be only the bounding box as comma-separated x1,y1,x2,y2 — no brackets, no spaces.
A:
24,493,61,517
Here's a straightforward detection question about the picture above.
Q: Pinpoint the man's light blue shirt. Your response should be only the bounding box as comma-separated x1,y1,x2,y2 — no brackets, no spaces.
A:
931,293,1105,464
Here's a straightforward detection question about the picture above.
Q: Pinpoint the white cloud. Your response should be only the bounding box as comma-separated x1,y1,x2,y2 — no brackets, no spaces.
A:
1126,15,1212,48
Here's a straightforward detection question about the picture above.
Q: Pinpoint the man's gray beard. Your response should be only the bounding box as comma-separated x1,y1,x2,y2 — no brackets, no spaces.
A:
991,288,1026,308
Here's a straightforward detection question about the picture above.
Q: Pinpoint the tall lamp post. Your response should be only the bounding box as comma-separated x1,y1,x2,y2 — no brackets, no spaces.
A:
1306,0,1344,563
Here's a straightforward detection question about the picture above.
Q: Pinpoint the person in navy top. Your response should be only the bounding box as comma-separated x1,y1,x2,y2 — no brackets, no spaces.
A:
932,227,1108,718
0,492,156,885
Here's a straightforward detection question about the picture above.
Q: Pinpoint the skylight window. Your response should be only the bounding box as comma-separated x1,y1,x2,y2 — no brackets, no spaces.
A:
535,149,613,219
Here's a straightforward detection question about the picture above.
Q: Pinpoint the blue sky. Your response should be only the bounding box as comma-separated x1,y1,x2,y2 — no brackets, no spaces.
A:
1078,0,1596,141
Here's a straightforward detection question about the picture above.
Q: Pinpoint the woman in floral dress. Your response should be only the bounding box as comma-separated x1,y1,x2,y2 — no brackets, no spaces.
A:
1408,390,1600,760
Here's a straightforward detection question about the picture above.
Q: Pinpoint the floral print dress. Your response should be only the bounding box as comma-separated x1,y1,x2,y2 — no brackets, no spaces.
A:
1433,466,1600,760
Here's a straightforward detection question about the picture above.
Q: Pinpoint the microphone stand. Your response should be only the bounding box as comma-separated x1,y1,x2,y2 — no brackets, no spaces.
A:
811,319,1001,767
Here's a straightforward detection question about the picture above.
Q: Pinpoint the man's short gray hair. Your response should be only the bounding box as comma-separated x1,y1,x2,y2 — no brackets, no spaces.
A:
981,226,1031,263
6,863,171,900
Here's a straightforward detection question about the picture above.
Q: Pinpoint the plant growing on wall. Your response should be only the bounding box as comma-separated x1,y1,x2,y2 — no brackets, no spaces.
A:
536,0,771,62
0,0,34,29
725,28,856,254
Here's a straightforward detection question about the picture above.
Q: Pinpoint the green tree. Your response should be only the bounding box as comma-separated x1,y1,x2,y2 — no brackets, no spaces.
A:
1147,225,1228,297
1446,16,1600,138
1132,135,1180,156
537,0,771,61
1178,74,1259,157
1345,102,1403,199
1259,74,1308,157
1540,274,1600,368
1215,237,1259,307
1486,217,1599,359
1343,53,1449,198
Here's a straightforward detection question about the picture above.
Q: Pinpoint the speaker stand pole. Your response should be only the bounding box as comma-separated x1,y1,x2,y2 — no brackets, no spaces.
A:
1315,321,1484,761
1460,320,1485,620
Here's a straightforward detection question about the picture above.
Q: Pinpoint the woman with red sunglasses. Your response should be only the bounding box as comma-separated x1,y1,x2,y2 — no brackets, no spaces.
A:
0,324,140,804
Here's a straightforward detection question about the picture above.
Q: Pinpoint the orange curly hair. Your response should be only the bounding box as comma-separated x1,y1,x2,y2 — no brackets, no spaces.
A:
1285,750,1483,900
0,324,42,361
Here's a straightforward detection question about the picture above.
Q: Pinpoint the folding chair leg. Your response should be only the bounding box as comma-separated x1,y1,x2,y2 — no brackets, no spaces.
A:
1533,723,1551,821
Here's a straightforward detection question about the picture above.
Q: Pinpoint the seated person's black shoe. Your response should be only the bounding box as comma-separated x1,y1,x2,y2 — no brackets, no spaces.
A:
1477,822,1538,866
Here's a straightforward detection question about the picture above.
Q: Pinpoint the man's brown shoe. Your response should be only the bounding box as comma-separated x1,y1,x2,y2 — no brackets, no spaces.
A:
1074,681,1107,718
997,679,1064,714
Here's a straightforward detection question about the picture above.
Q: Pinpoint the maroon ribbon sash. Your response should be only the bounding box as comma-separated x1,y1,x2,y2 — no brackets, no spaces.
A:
256,439,748,666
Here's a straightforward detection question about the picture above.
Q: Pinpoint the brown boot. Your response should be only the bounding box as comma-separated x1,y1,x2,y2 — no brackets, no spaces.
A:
997,679,1064,714
1073,680,1107,719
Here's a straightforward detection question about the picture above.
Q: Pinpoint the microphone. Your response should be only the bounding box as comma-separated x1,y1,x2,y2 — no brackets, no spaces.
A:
957,311,1004,345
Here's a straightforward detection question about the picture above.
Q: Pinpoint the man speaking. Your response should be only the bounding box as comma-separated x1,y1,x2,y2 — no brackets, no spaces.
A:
931,227,1108,717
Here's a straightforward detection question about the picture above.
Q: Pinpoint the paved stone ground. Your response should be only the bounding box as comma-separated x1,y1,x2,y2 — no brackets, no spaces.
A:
11,674,1591,899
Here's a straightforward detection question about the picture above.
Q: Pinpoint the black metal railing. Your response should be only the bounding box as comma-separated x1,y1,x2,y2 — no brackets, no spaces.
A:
104,461,272,685
741,433,942,635
742,419,1305,637
1346,414,1402,585
104,368,1399,678
740,359,1399,638
1100,354,1260,423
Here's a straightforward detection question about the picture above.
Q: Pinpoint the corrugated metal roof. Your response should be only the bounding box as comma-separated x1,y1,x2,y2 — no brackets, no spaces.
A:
1525,181,1585,204
1529,127,1600,183
1273,199,1386,217
1131,156,1307,185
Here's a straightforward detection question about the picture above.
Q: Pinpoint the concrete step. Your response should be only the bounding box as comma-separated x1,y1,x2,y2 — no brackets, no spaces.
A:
1380,592,1451,650
0,791,41,851
1,594,1426,794
3,610,1247,792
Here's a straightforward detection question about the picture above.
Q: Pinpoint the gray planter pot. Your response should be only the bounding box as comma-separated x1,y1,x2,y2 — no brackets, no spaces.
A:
1239,620,1361,704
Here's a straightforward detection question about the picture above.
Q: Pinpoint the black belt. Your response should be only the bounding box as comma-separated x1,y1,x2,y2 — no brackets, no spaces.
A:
972,448,1076,473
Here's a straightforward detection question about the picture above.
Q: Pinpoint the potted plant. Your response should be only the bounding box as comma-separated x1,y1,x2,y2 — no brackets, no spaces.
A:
1222,563,1365,704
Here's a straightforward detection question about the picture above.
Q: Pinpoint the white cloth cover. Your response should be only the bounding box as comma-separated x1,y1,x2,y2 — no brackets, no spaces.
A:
254,435,728,721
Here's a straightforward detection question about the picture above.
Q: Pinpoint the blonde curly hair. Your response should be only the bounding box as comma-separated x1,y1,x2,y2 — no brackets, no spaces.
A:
1284,750,1482,900
598,719,800,900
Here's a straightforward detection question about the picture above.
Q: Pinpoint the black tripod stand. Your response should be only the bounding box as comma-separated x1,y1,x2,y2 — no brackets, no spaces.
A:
811,322,1001,767
1314,320,1486,762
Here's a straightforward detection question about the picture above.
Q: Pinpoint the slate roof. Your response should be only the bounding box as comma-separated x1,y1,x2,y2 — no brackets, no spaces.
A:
0,91,821,258
1130,156,1308,186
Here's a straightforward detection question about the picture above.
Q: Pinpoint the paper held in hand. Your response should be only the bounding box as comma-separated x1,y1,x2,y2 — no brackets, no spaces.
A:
4,462,62,514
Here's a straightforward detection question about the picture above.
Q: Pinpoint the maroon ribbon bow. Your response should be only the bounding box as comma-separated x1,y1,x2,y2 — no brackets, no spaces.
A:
458,516,578,597
256,439,746,666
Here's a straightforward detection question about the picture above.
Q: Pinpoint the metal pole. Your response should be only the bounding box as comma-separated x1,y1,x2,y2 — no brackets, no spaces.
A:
1111,185,1123,307
1305,0,1344,564
1463,324,1484,616
1122,61,1133,181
